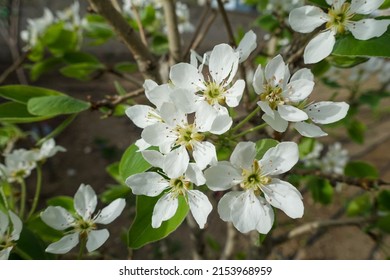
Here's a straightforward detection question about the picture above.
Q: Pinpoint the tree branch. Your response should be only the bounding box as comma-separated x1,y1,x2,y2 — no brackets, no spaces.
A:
216,0,236,47
162,0,182,64
88,0,161,83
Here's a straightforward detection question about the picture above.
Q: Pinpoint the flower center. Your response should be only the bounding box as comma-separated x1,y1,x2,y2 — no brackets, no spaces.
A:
175,124,205,150
326,2,353,34
170,176,191,197
75,218,96,237
204,82,225,105
260,84,285,110
241,160,271,195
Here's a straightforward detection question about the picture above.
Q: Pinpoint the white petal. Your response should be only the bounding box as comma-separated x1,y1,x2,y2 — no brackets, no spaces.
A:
169,63,205,92
263,178,304,219
141,150,164,169
145,84,172,109
255,196,274,234
217,191,241,222
236,30,257,63
260,142,299,175
209,43,239,85
225,79,245,107
289,6,328,33
348,19,390,40
170,88,197,114
163,146,189,178
94,198,125,225
40,206,75,231
186,163,206,185
304,30,336,64
193,141,217,170
290,68,314,82
152,193,179,228
135,138,151,151
262,111,288,132
187,190,212,228
143,79,158,93
74,184,97,220
305,101,349,124
332,0,347,10
0,247,12,260
325,0,333,5
209,113,233,135
230,190,268,233
9,211,22,240
278,104,308,122
194,101,217,132
126,172,168,196
230,141,256,170
204,162,242,191
283,79,315,102
265,55,286,87
253,65,264,94
159,102,187,127
86,229,109,252
125,105,159,129
294,121,328,137
257,101,274,118
350,0,385,15
45,233,79,254
141,122,175,148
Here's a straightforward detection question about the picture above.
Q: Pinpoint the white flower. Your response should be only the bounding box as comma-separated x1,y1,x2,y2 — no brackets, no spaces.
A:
56,1,81,29
126,157,212,228
41,184,125,254
289,0,390,64
0,149,37,183
204,142,303,234
236,30,257,63
0,211,22,260
253,54,315,132
293,101,349,137
20,8,54,47
141,103,217,174
33,138,66,162
266,0,305,13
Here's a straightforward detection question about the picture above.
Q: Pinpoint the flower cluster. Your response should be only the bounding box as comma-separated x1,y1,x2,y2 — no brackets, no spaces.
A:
0,211,22,260
289,0,390,63
41,184,126,254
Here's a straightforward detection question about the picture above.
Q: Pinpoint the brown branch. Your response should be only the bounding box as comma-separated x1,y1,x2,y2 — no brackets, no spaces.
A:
88,0,161,83
0,52,28,84
88,88,144,112
216,0,236,47
190,9,218,52
162,0,182,64
130,4,148,47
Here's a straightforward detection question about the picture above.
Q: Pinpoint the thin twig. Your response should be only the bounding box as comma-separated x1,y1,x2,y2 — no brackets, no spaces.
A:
0,52,28,84
216,0,236,47
88,0,161,82
130,4,148,47
89,88,145,112
162,0,182,64
220,222,236,260
190,9,218,52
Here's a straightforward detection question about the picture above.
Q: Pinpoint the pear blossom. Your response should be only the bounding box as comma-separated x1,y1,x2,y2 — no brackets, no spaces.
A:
289,0,390,64
126,151,212,228
293,101,349,137
0,211,22,260
204,142,303,234
41,184,125,254
141,102,217,174
32,138,66,162
253,54,315,132
0,149,36,183
20,8,54,47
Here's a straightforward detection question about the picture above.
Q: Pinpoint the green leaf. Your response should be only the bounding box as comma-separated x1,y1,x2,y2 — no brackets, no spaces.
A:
100,185,131,204
26,215,63,243
382,0,390,9
0,85,63,104
47,196,75,213
106,162,124,184
298,138,317,158
12,228,52,260
344,161,379,179
43,22,78,56
119,144,151,182
83,14,114,45
359,91,390,110
308,0,329,8
62,51,100,64
27,95,90,116
312,60,331,77
333,29,390,58
256,14,279,32
255,139,279,160
114,62,138,74
347,119,366,144
114,81,127,96
376,215,390,233
30,57,63,81
127,195,189,249
141,4,156,26
377,190,390,212
59,62,105,81
0,102,51,123
151,34,169,55
328,55,368,68
307,177,334,205
346,193,372,216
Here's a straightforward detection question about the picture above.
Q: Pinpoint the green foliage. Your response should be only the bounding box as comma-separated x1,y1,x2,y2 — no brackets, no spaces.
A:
346,194,372,216
26,215,63,243
256,14,279,33
298,138,317,158
13,228,52,260
347,119,366,144
255,139,279,160
27,96,90,116
0,102,50,123
344,161,379,180
59,62,105,80
83,14,114,45
307,176,334,205
100,185,131,204
114,62,138,74
312,60,331,77
376,215,390,233
359,91,390,110
42,22,79,56
151,34,169,55
47,196,75,213
333,29,390,58
30,57,63,81
119,144,152,182
328,55,368,68
308,0,329,8
377,190,390,212
127,195,189,249
0,85,63,104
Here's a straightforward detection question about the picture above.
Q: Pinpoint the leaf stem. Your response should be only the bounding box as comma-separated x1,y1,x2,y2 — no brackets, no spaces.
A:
233,123,268,139
78,236,87,260
27,164,42,220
